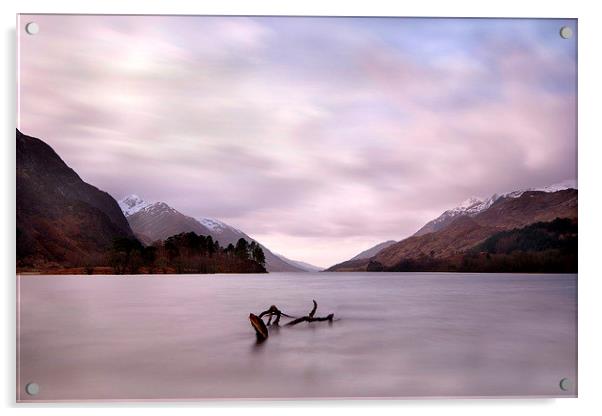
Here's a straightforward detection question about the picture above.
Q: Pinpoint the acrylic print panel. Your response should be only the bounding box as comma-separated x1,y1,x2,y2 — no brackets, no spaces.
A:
16,15,577,401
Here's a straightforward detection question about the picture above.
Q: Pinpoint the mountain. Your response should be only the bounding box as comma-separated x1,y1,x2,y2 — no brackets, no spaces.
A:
119,197,212,245
350,240,397,261
327,185,577,272
333,183,577,268
16,129,134,268
414,180,577,236
118,195,307,272
414,195,500,236
118,194,151,216
274,254,323,272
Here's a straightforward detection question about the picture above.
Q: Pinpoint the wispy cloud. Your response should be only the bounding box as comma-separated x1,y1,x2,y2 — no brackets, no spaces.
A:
18,16,577,266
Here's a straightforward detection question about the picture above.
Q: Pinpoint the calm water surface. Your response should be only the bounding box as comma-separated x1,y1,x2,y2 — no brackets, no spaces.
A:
17,273,577,400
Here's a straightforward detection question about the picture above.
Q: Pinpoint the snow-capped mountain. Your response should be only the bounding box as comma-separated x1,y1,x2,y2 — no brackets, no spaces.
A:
442,194,500,217
118,194,151,216
414,180,577,236
414,194,499,236
538,179,578,193
117,195,315,273
503,179,578,199
198,217,243,236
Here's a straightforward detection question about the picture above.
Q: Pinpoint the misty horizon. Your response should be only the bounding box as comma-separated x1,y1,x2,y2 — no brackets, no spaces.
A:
18,15,577,267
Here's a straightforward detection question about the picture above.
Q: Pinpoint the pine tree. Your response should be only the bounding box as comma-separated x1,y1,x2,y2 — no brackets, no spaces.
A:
235,238,249,259
253,245,266,267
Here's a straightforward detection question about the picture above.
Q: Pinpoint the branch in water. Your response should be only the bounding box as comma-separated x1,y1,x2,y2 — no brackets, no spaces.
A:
308,300,317,318
249,313,269,342
286,313,334,326
250,300,334,341
286,300,334,326
257,305,295,326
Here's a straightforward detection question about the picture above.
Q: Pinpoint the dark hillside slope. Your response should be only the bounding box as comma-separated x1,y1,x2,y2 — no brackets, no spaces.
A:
17,129,133,268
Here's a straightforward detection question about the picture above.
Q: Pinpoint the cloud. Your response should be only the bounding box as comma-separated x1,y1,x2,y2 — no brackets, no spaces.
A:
18,16,577,267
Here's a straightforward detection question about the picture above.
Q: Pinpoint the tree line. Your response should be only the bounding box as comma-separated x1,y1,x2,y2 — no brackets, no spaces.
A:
109,232,267,274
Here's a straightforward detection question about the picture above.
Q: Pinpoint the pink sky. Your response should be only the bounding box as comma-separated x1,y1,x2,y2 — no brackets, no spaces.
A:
18,15,577,267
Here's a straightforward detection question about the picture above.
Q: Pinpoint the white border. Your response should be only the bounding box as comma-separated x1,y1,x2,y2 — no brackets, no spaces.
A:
3,0,602,415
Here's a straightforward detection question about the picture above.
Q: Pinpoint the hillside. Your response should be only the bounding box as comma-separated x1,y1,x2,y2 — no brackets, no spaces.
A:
327,187,577,273
379,218,577,273
16,129,134,268
350,240,397,261
413,180,577,237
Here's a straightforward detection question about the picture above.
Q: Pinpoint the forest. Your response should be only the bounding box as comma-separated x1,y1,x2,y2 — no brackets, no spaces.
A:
108,232,267,274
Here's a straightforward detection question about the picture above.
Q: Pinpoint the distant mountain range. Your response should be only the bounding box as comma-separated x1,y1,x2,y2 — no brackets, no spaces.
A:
16,130,134,268
16,128,576,274
350,240,397,261
118,195,318,273
327,182,577,272
274,254,324,272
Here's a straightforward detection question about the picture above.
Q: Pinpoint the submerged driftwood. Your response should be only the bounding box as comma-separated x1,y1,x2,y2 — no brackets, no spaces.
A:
249,313,269,341
249,300,334,341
